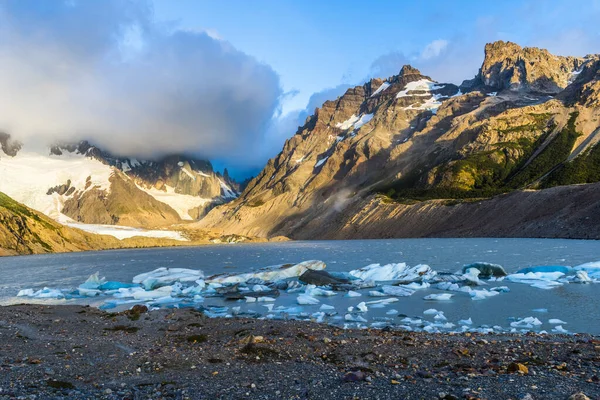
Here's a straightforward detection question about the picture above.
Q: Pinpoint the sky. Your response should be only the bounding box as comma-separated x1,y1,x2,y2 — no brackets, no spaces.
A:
1,0,599,179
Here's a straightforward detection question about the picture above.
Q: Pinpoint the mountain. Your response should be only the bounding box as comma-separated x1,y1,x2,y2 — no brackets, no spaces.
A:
0,191,122,255
196,41,600,240
0,140,240,229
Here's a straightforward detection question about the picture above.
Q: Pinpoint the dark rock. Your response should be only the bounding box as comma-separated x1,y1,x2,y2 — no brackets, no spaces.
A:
299,270,350,286
342,370,367,382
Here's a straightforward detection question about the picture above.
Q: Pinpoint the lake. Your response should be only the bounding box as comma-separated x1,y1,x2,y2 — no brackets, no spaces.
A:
1,238,599,334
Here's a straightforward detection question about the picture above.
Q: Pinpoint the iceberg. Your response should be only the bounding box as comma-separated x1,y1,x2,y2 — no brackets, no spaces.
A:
462,268,487,286
458,318,473,325
423,308,439,315
510,317,543,328
79,272,106,289
552,325,569,334
297,294,320,305
424,293,453,301
319,304,335,311
462,262,507,277
516,266,571,274
345,290,362,297
17,287,65,299
349,263,435,283
469,289,500,300
549,318,567,324
131,286,173,300
506,271,565,289
133,268,204,290
207,260,326,284
381,285,415,297
356,302,368,312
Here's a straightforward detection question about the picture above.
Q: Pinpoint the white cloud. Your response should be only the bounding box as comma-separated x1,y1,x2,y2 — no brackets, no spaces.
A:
0,0,282,165
419,39,449,60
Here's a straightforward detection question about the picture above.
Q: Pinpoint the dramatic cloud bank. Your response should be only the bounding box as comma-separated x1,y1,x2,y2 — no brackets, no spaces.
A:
0,0,282,164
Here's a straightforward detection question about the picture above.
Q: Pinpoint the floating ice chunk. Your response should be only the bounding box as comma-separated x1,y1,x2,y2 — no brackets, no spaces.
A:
462,262,507,278
17,289,35,297
263,304,274,312
349,263,435,282
245,297,257,303
345,314,368,323
401,317,423,325
435,282,461,291
552,325,568,333
319,304,335,311
346,290,362,297
381,285,414,297
132,286,172,300
386,309,399,315
368,291,386,297
252,284,271,292
532,308,548,313
78,288,102,297
549,319,567,324
356,302,368,313
98,281,138,290
516,266,571,274
257,297,276,302
433,313,447,321
347,306,354,312
304,285,337,297
207,260,325,284
572,270,593,283
80,272,107,289
506,271,565,289
462,268,487,286
423,308,439,315
297,294,320,305
366,298,399,306
491,286,510,293
458,318,473,325
424,293,453,301
510,317,543,328
133,268,204,290
469,289,500,300
402,282,430,290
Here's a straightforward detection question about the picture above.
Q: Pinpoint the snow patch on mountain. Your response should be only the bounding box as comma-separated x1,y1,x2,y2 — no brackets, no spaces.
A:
219,179,237,199
64,220,188,241
396,79,446,98
137,185,212,220
0,150,113,220
371,82,391,97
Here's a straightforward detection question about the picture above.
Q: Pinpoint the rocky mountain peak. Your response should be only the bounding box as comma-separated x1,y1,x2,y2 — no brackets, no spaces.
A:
0,133,22,157
398,64,422,77
462,40,585,94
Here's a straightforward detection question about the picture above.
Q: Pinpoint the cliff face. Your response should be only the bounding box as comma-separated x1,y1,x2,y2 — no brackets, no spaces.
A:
197,41,600,240
461,41,586,94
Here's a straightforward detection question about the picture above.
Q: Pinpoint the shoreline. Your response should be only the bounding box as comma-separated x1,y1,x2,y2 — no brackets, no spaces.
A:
0,304,598,399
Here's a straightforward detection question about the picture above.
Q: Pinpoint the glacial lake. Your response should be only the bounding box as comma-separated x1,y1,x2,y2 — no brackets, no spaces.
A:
1,238,599,335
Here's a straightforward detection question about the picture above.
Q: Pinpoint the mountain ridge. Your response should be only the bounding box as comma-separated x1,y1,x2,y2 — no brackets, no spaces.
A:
195,40,600,240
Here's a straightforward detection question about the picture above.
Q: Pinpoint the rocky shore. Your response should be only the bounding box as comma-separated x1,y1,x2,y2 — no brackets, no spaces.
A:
0,305,598,399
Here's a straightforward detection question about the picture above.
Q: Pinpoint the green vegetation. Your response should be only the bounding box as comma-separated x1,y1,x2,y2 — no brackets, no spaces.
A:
543,140,600,187
0,191,57,231
378,112,586,203
506,112,580,188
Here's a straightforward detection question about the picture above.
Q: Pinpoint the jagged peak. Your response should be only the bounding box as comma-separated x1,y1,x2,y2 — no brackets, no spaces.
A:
398,65,422,77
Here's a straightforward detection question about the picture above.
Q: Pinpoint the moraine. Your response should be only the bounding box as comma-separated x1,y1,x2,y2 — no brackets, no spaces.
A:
1,238,599,335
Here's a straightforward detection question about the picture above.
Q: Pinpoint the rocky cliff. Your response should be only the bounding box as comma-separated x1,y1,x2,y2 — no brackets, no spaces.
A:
197,41,600,240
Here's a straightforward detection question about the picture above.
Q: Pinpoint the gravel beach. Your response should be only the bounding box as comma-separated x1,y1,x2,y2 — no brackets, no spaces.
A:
0,305,598,399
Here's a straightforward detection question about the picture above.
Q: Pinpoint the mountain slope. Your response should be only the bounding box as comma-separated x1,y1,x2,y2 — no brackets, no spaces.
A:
0,141,240,229
197,41,600,239
0,191,122,255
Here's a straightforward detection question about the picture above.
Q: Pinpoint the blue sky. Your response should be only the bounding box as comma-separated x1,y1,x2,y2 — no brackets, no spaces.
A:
154,0,600,115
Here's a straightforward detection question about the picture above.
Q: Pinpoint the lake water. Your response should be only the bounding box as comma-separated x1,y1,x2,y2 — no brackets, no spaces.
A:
1,238,599,334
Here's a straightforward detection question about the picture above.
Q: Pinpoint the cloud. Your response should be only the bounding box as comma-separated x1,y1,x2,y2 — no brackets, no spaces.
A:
0,0,282,165
369,51,410,79
419,39,449,60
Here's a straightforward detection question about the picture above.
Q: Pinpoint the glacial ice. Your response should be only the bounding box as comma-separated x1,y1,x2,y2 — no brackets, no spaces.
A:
380,285,415,297
349,263,435,282
345,290,362,297
297,294,320,305
549,319,567,324
133,268,204,290
424,293,453,301
207,260,325,284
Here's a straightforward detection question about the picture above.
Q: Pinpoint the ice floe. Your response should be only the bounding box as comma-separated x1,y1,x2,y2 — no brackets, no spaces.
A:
13,257,600,335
